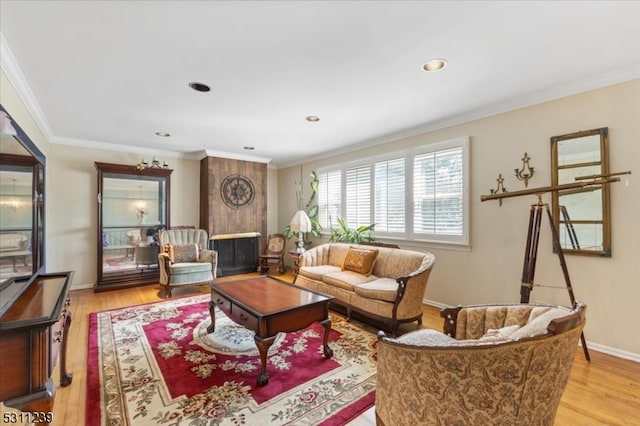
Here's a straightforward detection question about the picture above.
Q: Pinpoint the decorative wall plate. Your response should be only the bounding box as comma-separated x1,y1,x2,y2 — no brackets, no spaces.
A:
221,174,255,209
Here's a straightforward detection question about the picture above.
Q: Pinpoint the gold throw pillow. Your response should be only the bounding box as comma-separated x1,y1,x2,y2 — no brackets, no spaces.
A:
342,246,378,276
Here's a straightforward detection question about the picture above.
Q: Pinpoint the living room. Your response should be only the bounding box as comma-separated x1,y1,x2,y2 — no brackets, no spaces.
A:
1,1,639,425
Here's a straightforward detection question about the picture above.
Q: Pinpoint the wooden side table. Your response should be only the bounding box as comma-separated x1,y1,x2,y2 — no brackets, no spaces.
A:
288,250,301,282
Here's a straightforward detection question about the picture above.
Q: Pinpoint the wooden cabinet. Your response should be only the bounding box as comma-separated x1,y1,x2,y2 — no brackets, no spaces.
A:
0,272,73,419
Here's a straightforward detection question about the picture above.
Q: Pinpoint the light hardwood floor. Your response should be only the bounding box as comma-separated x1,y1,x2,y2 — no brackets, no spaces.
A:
50,272,640,425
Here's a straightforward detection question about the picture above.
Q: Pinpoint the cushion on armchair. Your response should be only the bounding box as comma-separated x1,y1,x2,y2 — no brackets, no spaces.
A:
165,243,200,263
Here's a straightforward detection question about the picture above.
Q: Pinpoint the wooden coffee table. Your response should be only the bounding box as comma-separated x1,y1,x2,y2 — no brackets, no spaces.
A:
208,275,334,386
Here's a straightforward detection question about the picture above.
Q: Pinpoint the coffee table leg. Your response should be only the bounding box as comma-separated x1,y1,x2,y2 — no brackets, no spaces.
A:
255,335,276,386
320,317,333,358
207,301,216,333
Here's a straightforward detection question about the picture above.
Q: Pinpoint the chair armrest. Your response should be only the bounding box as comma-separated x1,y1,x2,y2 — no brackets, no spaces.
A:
198,249,218,278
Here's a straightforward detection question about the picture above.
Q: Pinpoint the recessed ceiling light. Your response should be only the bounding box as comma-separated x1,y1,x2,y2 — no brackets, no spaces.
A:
243,146,255,150
155,131,170,137
306,116,320,122
422,58,447,72
189,82,211,92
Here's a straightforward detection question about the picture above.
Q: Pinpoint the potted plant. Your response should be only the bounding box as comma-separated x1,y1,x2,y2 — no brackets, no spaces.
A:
330,217,376,243
284,171,322,246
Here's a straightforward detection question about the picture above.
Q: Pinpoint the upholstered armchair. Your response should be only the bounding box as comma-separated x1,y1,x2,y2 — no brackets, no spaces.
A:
376,302,586,426
158,229,217,298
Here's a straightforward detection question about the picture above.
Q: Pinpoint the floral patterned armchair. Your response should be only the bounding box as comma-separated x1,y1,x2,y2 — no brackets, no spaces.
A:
375,302,586,426
158,229,217,298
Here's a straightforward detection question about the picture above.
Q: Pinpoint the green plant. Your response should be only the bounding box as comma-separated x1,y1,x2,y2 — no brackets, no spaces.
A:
284,171,322,241
330,217,375,243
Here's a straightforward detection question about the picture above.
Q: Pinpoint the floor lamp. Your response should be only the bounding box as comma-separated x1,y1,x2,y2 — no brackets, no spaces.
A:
289,210,312,253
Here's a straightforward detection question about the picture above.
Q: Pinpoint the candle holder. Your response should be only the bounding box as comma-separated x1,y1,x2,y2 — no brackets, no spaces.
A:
514,152,535,187
489,173,508,206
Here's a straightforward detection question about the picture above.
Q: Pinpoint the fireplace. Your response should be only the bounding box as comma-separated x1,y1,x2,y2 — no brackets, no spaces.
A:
209,232,261,277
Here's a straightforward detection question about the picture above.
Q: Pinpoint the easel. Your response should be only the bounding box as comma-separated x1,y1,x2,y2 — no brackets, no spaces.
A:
521,195,590,361
481,172,631,362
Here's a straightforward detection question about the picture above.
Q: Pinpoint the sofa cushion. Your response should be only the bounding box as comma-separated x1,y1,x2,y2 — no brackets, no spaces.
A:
342,246,378,275
353,278,399,302
169,261,212,274
456,305,548,339
509,308,571,340
166,243,200,263
395,328,456,346
299,265,341,281
322,271,378,291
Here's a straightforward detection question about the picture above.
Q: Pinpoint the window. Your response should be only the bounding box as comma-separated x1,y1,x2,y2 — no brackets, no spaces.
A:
345,164,371,228
374,157,405,233
316,136,469,246
317,169,341,229
413,146,464,238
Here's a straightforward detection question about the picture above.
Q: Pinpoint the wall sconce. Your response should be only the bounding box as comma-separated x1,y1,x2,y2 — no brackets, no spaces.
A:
136,157,169,171
514,152,535,187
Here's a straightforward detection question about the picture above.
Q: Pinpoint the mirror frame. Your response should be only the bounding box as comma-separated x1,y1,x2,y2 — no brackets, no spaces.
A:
95,161,172,291
550,127,610,257
0,104,46,287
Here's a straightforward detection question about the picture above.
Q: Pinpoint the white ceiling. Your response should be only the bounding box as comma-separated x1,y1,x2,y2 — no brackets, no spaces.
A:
2,1,640,168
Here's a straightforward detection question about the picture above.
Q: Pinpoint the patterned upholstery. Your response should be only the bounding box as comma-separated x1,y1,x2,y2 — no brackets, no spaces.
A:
157,229,217,298
375,302,586,426
296,243,435,334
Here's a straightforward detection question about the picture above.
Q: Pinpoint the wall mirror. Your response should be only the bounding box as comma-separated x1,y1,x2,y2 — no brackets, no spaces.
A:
0,105,45,287
550,127,610,256
95,162,172,290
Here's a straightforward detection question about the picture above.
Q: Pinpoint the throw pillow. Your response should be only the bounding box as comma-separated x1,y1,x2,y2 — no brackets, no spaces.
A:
342,246,378,276
166,244,200,263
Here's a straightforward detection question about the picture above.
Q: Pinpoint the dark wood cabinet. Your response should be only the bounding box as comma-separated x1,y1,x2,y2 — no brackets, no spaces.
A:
0,272,74,419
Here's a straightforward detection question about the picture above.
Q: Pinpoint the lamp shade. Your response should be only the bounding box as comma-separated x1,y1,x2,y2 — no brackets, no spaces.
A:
289,210,312,233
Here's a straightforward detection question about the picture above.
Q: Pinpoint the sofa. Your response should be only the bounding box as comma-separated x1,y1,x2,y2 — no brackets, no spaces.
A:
375,302,587,426
295,243,435,334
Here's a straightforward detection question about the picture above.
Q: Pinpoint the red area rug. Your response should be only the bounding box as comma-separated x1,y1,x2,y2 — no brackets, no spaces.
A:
86,294,377,425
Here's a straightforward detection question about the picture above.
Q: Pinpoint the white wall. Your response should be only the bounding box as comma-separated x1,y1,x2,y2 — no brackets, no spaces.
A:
46,146,201,288
278,79,640,359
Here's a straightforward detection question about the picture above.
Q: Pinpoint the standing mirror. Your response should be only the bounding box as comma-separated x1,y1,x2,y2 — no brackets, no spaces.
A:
0,105,45,287
551,127,610,256
95,162,172,290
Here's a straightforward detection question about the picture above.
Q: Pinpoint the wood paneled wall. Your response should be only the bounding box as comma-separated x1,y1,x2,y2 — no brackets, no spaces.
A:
199,157,267,243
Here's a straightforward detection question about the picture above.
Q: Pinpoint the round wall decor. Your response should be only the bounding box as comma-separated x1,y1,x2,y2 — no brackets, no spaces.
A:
220,174,255,209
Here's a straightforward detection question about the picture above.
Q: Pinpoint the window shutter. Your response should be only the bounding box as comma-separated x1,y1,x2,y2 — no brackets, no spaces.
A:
317,170,341,229
375,158,405,232
345,165,371,228
413,147,463,236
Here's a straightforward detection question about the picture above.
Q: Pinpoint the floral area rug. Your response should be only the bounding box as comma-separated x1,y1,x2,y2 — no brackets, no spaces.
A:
86,294,377,425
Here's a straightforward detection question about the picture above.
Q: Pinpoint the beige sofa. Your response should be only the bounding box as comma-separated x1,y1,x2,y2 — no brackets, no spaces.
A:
376,302,587,426
295,243,435,334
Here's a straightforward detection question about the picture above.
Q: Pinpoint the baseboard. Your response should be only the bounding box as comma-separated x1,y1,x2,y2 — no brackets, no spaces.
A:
423,298,640,363
72,282,96,290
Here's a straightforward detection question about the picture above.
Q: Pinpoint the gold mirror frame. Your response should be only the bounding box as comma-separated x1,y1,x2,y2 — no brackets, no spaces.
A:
550,127,610,256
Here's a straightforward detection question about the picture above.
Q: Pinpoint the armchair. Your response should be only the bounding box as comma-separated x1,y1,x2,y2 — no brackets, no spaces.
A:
376,302,586,426
258,233,286,274
158,228,217,298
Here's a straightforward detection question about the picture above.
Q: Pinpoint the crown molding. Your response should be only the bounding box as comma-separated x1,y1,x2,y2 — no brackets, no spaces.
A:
0,32,54,141
198,149,272,164
51,136,186,158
